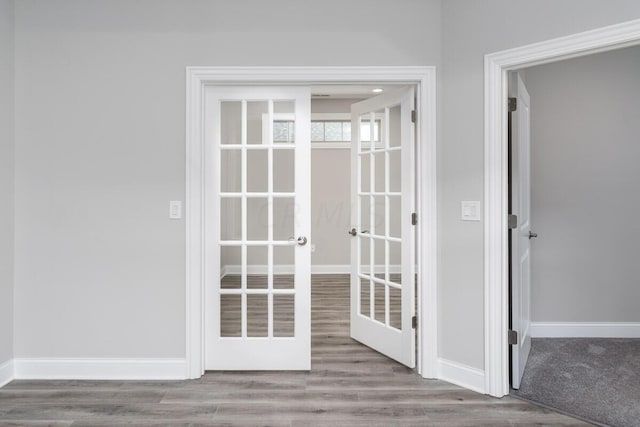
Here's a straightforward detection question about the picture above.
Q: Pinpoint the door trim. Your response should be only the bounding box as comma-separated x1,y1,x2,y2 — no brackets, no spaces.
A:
185,66,437,379
484,19,640,397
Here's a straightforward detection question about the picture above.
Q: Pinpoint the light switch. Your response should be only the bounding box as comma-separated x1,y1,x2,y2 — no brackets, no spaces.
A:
169,201,182,219
461,201,481,221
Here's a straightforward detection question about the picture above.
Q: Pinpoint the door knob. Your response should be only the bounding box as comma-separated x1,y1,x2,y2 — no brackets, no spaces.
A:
296,236,308,246
348,228,369,236
528,231,538,239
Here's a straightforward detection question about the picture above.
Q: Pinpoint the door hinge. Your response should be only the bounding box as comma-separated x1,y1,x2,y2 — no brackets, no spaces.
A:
411,212,417,225
411,109,416,123
412,315,417,329
508,329,518,345
508,214,518,229
508,97,517,112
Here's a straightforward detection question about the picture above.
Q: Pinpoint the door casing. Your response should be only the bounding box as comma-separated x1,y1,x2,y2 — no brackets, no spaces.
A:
484,19,640,398
186,66,437,380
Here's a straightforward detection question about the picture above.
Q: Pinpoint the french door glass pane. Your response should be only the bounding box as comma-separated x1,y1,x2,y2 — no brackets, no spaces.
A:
220,295,242,337
220,198,241,240
360,276,370,317
389,105,401,148
374,152,385,192
274,294,295,337
247,198,268,241
373,196,385,236
389,241,402,283
389,150,401,192
359,236,370,276
218,93,302,347
247,246,268,289
221,150,241,192
247,101,268,145
221,101,242,145
389,196,401,239
273,197,295,241
374,237,385,267
220,246,241,289
374,283,386,324
247,150,268,192
246,294,268,337
359,196,371,233
389,286,402,330
360,154,370,192
273,150,295,192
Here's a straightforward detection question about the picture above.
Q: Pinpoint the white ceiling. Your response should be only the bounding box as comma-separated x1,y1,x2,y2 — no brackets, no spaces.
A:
310,84,408,99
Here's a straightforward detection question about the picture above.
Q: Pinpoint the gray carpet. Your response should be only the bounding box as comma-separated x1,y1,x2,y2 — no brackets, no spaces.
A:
513,338,640,427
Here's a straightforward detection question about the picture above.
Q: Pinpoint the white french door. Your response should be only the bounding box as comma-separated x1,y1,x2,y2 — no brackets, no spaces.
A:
349,87,416,368
205,86,311,370
510,73,533,389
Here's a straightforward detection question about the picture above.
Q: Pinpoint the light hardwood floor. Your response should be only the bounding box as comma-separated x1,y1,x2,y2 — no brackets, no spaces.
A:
0,275,587,426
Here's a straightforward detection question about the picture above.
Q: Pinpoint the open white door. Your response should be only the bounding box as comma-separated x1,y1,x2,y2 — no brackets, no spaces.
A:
349,87,416,367
510,73,534,388
205,86,311,370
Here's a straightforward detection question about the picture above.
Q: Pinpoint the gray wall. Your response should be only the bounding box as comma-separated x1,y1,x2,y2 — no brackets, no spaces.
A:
13,0,442,359
10,0,640,373
524,46,640,322
441,0,640,369
309,99,354,268
0,0,14,365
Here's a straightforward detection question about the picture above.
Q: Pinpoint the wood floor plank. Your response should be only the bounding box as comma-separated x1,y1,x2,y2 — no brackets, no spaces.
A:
0,275,588,426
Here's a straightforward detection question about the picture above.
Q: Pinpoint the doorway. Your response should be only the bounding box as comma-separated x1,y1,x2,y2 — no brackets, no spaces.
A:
185,67,438,380
206,84,415,371
484,19,640,398
507,46,640,427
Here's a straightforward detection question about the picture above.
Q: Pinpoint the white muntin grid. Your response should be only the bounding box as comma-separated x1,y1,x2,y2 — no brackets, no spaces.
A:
218,98,297,340
356,107,403,331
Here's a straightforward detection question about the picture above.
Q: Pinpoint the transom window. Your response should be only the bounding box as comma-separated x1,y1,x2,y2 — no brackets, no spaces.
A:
264,113,383,148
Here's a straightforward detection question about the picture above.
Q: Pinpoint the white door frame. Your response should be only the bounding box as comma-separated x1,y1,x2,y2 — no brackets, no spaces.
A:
185,66,437,380
484,19,640,397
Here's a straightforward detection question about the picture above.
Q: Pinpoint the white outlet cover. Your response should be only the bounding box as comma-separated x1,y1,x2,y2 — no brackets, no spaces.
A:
461,201,481,221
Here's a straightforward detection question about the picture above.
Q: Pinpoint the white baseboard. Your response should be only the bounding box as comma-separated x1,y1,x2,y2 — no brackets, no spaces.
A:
437,358,485,394
13,358,187,380
0,359,14,388
222,264,402,277
530,322,640,338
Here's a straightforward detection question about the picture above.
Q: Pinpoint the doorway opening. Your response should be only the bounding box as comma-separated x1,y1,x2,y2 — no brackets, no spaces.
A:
484,18,640,399
208,84,417,371
506,45,640,427
185,67,437,381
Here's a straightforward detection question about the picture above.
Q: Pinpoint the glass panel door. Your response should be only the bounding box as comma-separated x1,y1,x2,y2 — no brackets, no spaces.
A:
206,87,311,370
350,87,416,368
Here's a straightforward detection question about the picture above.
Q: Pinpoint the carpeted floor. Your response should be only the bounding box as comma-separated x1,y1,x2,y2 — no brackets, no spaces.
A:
512,338,640,427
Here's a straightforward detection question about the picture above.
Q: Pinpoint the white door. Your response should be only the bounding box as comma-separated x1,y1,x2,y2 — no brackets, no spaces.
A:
349,87,416,367
510,73,534,389
205,86,311,370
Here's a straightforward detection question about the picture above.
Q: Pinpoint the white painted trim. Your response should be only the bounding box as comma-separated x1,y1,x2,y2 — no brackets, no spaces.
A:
484,19,640,397
186,66,438,380
530,322,640,338
437,358,485,395
0,359,14,388
13,358,187,380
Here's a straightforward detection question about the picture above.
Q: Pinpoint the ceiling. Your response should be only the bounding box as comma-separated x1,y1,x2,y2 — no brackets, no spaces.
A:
309,84,408,99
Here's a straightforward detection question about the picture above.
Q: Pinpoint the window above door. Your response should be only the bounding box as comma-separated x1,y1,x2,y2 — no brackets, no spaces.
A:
263,113,383,149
